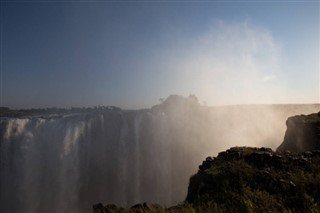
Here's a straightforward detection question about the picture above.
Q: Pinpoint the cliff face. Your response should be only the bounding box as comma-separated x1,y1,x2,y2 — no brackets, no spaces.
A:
277,112,320,152
0,99,206,212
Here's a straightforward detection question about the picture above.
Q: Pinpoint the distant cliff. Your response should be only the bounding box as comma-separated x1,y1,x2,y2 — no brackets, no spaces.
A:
277,112,320,152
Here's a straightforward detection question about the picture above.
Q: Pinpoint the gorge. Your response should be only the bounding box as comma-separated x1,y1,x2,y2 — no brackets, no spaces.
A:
0,95,319,213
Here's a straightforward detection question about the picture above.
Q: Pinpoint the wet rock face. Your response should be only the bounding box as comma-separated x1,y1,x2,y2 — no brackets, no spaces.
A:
277,112,320,152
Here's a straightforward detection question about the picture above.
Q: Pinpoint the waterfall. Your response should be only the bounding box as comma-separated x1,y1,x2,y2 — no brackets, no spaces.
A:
1,99,319,213
133,114,142,204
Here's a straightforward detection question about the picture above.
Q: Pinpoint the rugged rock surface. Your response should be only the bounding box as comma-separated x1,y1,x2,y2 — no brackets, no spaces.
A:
186,147,320,212
92,202,163,213
277,112,320,152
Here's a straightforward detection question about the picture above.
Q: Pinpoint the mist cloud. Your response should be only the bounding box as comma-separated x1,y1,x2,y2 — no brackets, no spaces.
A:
165,20,286,105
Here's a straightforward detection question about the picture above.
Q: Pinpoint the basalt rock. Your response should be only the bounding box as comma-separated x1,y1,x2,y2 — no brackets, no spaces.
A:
186,147,320,212
277,111,320,152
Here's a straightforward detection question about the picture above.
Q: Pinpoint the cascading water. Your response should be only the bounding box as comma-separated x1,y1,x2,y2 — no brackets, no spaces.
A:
1,95,319,213
133,114,142,204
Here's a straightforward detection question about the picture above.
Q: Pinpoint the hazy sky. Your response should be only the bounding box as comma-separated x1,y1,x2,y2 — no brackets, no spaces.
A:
1,1,319,109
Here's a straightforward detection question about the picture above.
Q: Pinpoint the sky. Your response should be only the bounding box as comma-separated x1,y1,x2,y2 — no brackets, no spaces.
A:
0,1,319,109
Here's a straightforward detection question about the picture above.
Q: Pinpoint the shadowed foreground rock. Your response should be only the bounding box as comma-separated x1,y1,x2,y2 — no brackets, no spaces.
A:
92,202,163,213
186,147,320,212
277,111,320,152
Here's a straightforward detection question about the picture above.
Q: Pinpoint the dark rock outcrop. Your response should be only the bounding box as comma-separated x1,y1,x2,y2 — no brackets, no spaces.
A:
277,112,320,152
186,147,320,212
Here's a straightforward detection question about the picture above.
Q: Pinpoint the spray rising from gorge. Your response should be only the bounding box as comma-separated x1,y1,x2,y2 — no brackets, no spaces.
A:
0,95,319,213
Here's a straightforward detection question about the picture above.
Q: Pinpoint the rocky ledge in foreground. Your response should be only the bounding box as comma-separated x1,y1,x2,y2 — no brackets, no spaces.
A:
93,147,320,212
186,147,320,212
277,111,320,152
